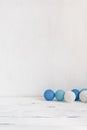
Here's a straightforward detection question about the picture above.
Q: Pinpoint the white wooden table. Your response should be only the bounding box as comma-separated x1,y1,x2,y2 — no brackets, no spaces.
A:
0,97,87,130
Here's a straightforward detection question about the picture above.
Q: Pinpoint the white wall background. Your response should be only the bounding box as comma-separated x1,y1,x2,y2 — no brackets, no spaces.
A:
0,0,87,96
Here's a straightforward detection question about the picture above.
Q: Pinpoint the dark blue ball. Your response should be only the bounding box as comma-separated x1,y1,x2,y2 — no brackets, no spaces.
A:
44,89,55,101
72,89,80,101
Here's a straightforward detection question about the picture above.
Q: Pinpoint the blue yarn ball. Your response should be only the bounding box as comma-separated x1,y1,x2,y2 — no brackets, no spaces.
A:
80,88,87,93
55,90,65,101
72,89,80,101
44,89,55,101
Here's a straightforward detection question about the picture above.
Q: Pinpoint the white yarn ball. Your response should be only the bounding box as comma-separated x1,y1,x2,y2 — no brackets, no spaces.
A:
79,91,87,103
64,91,76,102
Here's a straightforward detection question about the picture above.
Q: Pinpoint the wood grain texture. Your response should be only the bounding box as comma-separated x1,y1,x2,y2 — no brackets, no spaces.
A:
0,97,87,130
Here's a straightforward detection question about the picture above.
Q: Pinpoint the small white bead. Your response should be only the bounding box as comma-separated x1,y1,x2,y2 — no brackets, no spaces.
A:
80,91,87,103
64,91,76,103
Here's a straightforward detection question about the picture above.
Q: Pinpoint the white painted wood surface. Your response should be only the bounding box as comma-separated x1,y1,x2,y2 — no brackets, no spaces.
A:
0,97,87,130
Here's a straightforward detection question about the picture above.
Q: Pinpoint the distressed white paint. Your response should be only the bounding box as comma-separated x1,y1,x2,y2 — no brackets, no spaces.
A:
53,0,87,90
0,0,54,96
0,0,87,96
0,97,87,130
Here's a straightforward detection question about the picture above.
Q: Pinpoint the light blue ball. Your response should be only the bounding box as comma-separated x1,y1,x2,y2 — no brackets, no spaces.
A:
44,89,55,101
72,89,80,101
80,88,87,93
55,90,65,101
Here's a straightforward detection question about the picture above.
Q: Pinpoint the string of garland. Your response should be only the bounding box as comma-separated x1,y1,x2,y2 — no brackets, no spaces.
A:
44,88,87,103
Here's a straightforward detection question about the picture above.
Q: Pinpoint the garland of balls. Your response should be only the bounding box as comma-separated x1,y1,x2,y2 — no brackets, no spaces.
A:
44,88,87,103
